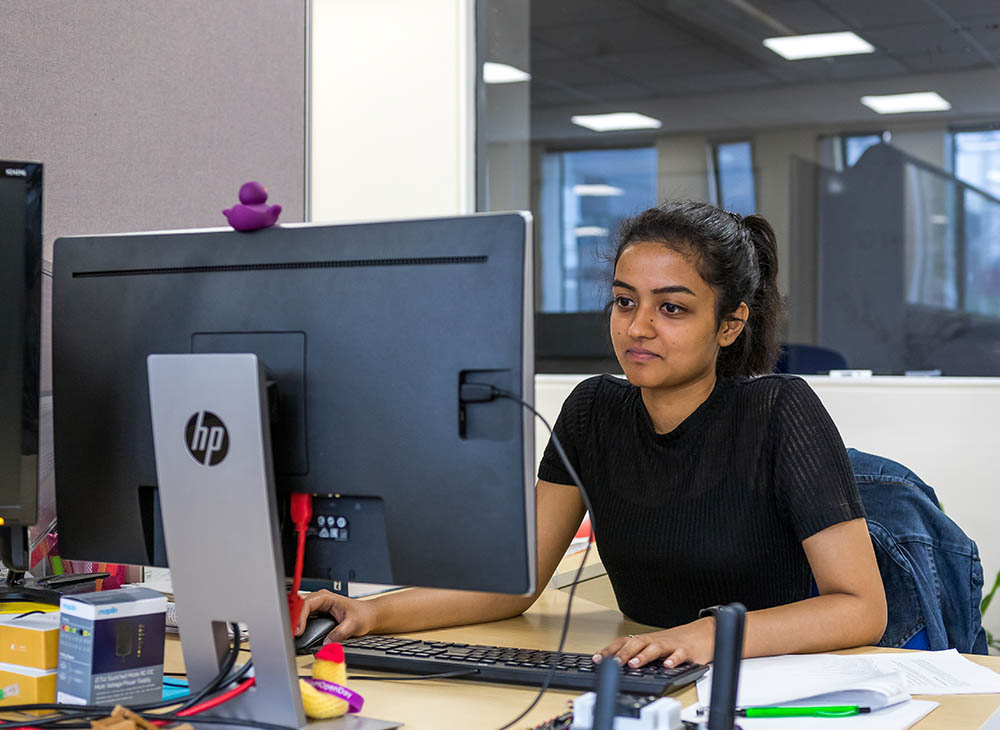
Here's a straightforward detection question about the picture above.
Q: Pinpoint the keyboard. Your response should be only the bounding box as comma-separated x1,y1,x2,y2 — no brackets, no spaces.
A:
340,636,709,694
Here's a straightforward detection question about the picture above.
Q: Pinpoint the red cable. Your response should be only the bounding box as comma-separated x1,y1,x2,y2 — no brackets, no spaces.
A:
175,677,257,717
287,493,313,630
292,528,307,596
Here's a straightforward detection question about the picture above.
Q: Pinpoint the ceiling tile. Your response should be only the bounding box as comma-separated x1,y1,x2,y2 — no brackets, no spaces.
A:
863,22,973,54
531,57,631,87
964,21,1000,53
530,85,593,108
531,0,641,29
531,38,565,62
814,0,941,28
748,0,848,34
601,46,748,80
644,69,778,95
894,47,993,73
779,54,911,81
570,81,659,101
935,2,1000,22
631,0,750,27
531,16,695,56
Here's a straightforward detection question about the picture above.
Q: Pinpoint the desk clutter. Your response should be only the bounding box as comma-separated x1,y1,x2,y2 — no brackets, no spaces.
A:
0,611,59,706
3,581,1000,730
681,649,1000,730
57,586,167,706
0,587,167,709
0,583,369,726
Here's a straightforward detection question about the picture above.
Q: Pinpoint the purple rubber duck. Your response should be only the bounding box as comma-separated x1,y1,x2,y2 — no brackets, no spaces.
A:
223,181,282,232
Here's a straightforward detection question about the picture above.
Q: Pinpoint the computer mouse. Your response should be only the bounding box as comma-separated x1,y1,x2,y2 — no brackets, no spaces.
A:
294,614,339,655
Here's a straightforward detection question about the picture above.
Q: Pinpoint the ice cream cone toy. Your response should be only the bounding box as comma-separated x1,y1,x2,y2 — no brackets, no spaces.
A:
298,643,364,719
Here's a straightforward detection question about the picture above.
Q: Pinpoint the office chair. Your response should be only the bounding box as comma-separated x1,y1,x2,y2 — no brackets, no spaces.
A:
848,449,988,655
774,343,847,374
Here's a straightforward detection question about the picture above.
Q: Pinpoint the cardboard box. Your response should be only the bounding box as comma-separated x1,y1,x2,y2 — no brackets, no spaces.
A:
0,661,56,706
56,587,166,706
0,612,60,669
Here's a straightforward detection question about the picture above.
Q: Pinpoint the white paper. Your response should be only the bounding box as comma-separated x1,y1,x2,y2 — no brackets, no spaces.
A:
698,650,1000,711
863,649,1000,695
697,654,909,709
680,699,938,730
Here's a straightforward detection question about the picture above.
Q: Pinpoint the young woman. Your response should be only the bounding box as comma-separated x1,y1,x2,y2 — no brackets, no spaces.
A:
296,200,887,669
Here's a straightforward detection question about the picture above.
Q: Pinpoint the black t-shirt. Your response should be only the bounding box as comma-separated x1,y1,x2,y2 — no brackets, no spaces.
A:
537,374,864,629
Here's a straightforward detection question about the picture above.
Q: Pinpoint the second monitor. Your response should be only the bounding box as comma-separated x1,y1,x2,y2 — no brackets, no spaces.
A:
52,213,535,595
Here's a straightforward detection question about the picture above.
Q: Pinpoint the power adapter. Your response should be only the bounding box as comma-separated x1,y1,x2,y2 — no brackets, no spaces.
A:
570,692,683,730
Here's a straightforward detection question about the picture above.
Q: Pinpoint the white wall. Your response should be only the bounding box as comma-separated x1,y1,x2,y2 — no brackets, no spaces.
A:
310,0,475,222
534,374,1000,641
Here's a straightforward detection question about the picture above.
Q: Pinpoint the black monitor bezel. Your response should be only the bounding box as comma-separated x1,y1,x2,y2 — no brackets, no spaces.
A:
0,160,43,529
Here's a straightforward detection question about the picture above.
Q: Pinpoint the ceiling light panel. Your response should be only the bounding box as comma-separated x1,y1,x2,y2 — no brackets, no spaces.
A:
483,62,531,84
574,226,609,237
763,31,875,60
860,92,951,114
572,184,624,196
570,112,662,132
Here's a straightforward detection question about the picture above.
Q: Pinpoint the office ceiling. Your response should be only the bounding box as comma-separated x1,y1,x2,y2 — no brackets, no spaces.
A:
525,0,1000,139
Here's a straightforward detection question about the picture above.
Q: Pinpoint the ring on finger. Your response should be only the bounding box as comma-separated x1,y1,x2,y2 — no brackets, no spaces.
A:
627,634,635,638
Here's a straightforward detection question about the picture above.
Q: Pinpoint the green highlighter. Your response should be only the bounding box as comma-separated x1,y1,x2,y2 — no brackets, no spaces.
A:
737,705,872,718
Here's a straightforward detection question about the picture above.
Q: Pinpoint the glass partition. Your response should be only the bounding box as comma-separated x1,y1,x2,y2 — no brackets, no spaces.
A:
477,0,1000,374
538,147,657,312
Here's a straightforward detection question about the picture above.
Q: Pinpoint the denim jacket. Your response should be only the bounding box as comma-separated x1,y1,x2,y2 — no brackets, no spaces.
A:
848,448,988,654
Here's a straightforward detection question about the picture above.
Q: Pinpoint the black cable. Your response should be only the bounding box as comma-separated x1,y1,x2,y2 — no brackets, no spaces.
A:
224,657,255,687
297,668,479,682
0,715,296,730
181,623,243,708
347,669,480,681
0,703,112,720
0,710,98,729
12,610,45,620
488,387,599,730
0,718,94,730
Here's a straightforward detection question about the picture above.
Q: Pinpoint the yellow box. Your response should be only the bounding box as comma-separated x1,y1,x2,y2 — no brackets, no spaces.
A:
0,612,60,670
0,662,56,705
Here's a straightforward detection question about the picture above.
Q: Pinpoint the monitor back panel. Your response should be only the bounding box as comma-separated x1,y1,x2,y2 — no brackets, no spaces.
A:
52,214,533,594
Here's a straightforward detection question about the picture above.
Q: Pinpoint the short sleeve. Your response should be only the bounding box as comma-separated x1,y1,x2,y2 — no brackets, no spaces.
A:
771,378,865,541
536,377,600,486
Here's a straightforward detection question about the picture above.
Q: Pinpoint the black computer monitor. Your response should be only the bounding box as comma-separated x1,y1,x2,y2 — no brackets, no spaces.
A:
52,214,535,595
0,161,43,578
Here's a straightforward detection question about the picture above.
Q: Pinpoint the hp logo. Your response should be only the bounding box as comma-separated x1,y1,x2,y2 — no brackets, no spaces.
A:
185,411,230,466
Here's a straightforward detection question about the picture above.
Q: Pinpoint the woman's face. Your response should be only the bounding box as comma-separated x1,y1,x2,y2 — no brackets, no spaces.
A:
610,241,743,391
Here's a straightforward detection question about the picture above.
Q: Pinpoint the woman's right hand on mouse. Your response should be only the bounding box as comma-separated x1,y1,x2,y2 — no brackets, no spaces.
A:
295,589,378,641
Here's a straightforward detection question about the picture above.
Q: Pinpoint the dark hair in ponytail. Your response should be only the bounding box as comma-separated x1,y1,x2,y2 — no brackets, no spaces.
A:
612,200,784,377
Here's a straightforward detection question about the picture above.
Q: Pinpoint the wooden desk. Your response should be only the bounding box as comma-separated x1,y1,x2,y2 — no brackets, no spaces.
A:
549,545,606,589
165,591,1000,730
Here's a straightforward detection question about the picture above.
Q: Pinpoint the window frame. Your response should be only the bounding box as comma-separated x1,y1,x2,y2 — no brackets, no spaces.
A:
536,142,659,314
709,138,758,214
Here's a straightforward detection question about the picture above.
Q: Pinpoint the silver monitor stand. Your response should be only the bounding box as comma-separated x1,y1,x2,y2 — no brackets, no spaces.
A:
147,353,398,730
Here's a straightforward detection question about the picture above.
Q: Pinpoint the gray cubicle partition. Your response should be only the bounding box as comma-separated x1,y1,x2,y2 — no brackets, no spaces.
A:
1,0,308,263
1,0,308,567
